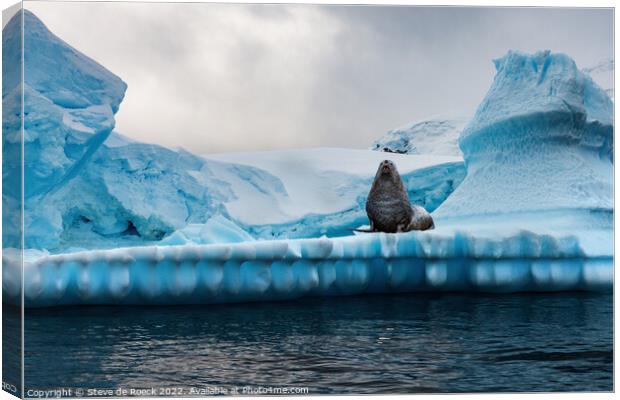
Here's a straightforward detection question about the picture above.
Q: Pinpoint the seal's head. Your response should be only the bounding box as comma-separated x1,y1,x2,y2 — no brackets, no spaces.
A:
376,159,400,180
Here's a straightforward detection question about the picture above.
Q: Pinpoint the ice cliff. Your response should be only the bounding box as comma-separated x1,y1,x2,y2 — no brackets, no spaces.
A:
19,11,126,197
4,10,125,248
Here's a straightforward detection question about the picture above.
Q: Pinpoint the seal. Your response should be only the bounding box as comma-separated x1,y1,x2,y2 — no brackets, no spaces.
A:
360,160,434,233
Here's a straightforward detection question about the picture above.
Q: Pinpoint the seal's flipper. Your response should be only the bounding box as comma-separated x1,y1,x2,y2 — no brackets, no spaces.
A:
353,228,375,233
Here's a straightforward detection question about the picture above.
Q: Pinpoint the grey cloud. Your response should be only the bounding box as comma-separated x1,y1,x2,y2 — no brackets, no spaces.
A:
23,2,613,153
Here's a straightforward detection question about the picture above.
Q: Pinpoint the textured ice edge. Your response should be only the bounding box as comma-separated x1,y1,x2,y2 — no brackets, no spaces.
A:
4,230,612,307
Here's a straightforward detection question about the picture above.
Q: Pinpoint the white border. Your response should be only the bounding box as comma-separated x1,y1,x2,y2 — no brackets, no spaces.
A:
0,1,616,400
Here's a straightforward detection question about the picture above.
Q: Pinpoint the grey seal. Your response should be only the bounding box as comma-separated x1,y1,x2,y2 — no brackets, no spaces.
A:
361,160,434,233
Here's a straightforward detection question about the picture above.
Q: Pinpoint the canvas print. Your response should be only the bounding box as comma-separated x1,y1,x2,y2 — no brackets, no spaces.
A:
2,1,614,397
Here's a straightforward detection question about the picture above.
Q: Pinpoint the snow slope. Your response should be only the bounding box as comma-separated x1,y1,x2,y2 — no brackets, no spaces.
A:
205,148,463,227
371,116,468,157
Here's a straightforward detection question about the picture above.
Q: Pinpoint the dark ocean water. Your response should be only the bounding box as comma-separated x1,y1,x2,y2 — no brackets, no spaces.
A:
13,292,613,395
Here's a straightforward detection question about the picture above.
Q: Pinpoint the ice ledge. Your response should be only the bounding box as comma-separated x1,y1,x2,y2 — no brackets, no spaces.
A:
4,229,612,308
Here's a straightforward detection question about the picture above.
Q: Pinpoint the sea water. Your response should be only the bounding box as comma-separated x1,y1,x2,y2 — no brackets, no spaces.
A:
9,291,612,394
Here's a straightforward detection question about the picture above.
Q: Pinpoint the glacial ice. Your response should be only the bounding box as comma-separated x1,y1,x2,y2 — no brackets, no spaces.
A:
2,11,613,308
25,133,288,250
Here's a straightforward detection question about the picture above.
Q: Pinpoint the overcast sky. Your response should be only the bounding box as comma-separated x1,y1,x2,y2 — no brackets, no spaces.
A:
21,2,614,153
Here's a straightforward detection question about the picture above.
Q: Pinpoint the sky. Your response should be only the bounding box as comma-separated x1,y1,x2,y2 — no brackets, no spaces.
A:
17,2,615,153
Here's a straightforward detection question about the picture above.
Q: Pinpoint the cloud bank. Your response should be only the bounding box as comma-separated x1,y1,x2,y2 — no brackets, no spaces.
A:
24,2,613,153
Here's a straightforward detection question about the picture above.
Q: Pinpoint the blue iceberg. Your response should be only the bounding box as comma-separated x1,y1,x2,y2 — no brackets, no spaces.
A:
435,51,613,231
3,229,612,308
20,10,127,198
26,133,288,250
2,12,613,308
4,12,290,251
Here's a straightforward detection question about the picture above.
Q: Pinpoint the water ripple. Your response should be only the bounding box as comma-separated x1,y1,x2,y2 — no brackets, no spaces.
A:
10,292,612,394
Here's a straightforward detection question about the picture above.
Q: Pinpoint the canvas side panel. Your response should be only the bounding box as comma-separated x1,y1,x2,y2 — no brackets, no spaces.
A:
2,3,24,399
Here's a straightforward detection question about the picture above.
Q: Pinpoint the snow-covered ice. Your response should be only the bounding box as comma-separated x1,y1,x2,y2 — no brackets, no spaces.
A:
371,116,469,157
22,135,463,251
205,148,464,238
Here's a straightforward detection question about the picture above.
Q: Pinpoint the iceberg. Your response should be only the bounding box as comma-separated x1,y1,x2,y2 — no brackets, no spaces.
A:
4,229,612,308
2,11,613,308
25,132,287,251
1,12,287,251
371,57,614,158
434,50,613,223
18,10,127,198
6,12,464,253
